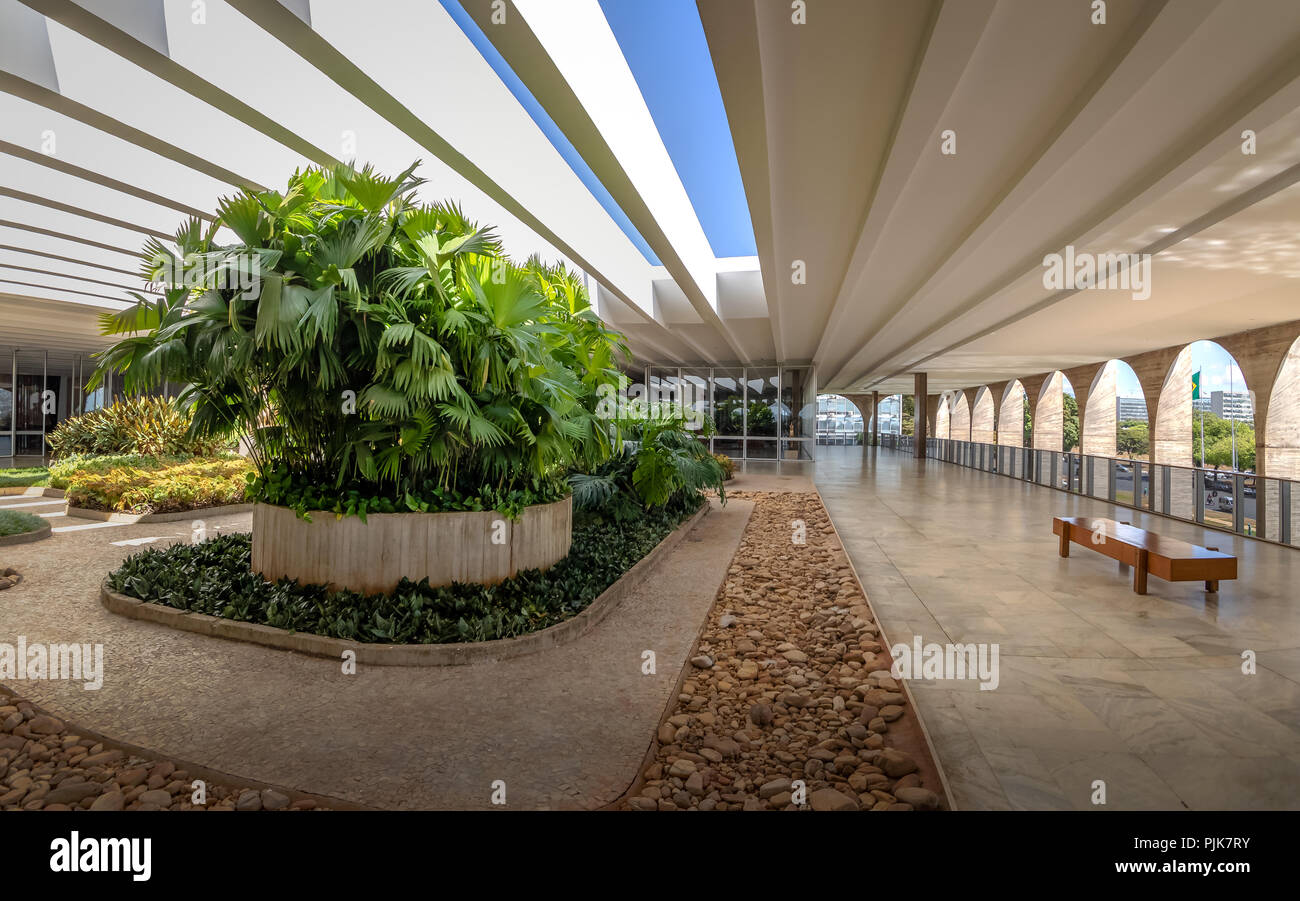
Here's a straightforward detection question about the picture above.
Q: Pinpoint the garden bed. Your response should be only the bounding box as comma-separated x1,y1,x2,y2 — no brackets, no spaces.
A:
0,509,52,546
65,503,253,524
101,501,708,664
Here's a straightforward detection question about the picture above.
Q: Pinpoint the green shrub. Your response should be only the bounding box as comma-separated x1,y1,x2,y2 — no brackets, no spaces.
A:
107,501,698,643
47,454,192,489
96,162,629,518
712,453,735,481
47,397,225,458
65,458,252,514
0,509,45,537
570,409,726,522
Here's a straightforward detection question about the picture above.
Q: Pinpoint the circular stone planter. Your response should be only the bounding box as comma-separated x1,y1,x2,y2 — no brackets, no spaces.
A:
0,522,51,546
102,502,708,665
251,496,573,595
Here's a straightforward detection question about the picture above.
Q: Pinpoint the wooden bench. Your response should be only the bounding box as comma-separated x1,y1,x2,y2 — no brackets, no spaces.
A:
1052,516,1237,595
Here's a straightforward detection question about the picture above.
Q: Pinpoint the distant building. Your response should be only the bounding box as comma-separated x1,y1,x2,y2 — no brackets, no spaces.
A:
1210,390,1253,422
1117,397,1148,422
1193,397,1211,414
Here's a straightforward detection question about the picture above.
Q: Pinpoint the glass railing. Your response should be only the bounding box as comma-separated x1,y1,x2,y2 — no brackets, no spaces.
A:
915,437,1297,547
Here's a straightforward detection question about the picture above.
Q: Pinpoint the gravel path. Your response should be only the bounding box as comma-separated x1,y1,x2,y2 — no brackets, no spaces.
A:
625,491,948,811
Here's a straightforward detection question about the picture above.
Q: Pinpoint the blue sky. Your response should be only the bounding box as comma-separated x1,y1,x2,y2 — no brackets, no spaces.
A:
443,0,754,262
440,0,660,264
599,0,756,258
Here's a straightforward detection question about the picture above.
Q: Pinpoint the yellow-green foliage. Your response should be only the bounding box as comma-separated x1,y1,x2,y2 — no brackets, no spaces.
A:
712,453,735,481
65,458,252,514
47,397,226,459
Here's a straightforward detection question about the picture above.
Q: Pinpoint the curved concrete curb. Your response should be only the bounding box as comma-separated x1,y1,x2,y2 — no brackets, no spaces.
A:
101,503,710,666
0,522,53,546
67,503,252,523
0,486,63,498
0,685,372,810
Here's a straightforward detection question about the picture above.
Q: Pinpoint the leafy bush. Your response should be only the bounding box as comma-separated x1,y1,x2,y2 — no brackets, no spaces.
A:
570,409,726,522
712,453,735,481
0,467,48,489
65,458,252,514
47,397,225,458
47,454,194,489
96,162,628,517
0,510,45,537
107,501,698,643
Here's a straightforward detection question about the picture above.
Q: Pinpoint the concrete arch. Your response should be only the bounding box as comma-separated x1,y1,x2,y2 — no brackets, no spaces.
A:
1265,334,1300,481
970,386,996,444
1149,345,1196,467
1032,371,1065,451
998,380,1027,448
934,392,951,439
1081,360,1119,457
949,390,971,441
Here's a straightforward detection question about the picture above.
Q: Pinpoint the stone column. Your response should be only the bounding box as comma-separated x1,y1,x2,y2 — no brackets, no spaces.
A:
871,391,881,446
996,381,1025,448
914,374,928,458
950,391,971,441
969,386,996,444
1032,372,1064,451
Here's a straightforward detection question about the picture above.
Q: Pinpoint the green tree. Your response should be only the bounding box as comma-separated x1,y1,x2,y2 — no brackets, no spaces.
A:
902,395,914,436
1063,393,1080,452
1116,420,1149,457
1192,412,1254,470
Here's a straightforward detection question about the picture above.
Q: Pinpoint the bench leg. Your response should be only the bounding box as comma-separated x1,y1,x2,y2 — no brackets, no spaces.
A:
1133,550,1148,595
1058,526,1070,558
1205,580,1218,593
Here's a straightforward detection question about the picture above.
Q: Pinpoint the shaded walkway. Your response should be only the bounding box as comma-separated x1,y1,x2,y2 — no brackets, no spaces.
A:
813,446,1300,810
0,494,752,809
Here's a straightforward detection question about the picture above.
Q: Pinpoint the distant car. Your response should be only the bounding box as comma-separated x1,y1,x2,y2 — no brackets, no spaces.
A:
1116,464,1131,474
1216,496,1234,512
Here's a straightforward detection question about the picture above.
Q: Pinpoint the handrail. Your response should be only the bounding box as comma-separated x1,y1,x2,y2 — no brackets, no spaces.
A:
871,434,1297,548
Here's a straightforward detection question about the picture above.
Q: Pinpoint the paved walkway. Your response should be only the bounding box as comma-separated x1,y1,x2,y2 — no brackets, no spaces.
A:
813,446,1300,810
0,492,752,809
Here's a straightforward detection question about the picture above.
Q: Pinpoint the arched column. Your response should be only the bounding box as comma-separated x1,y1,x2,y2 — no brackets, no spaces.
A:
997,381,1026,448
970,386,996,444
934,393,951,439
1032,372,1064,451
950,391,971,441
1079,361,1118,457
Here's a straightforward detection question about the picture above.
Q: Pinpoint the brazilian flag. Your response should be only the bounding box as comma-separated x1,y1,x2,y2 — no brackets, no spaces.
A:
1192,370,1201,401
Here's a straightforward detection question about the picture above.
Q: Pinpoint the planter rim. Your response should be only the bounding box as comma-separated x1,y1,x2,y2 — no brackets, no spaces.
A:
250,495,573,520
101,502,708,666
0,522,52,546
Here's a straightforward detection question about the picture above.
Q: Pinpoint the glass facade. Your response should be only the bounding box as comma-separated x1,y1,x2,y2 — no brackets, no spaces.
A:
0,346,120,463
816,394,864,445
632,364,816,461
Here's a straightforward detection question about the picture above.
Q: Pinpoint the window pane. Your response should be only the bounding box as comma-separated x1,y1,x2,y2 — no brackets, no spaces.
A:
712,368,744,436
745,367,778,437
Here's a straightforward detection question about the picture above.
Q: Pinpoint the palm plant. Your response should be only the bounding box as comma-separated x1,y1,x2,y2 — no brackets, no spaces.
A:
570,407,727,521
93,162,629,511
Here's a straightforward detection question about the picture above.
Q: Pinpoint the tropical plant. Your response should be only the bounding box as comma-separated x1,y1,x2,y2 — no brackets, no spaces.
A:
64,458,252,515
47,397,225,458
93,162,629,514
570,408,726,521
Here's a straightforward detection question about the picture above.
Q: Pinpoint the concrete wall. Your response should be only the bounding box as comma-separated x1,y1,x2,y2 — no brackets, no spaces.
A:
997,381,1025,448
949,391,971,441
1080,360,1118,457
970,386,996,444
1032,371,1064,451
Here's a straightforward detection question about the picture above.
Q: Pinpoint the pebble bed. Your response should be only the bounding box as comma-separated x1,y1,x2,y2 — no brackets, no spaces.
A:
0,696,328,811
626,491,945,811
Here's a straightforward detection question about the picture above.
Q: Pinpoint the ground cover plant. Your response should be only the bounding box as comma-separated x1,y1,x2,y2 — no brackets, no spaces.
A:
65,457,252,515
0,510,46,538
107,499,699,643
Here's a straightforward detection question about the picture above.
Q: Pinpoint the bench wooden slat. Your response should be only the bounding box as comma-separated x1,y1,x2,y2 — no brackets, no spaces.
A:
1052,516,1237,595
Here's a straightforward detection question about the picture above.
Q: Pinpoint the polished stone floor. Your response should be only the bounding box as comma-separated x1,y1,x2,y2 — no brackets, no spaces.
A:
809,446,1300,810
